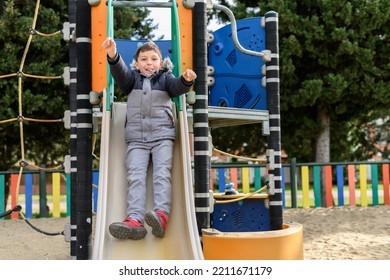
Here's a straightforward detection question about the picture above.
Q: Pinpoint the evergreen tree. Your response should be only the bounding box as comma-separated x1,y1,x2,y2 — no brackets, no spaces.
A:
212,0,390,162
0,0,68,171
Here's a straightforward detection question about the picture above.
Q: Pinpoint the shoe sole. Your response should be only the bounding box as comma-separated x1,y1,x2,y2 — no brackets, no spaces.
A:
145,211,165,237
109,222,147,240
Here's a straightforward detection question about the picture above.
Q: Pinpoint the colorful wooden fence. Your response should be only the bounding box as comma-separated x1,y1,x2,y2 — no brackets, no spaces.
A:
1,161,389,219
210,161,390,208
293,162,390,208
0,170,99,220
210,165,265,193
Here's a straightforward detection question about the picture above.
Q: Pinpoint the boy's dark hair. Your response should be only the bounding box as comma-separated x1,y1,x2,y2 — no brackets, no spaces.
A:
135,40,162,60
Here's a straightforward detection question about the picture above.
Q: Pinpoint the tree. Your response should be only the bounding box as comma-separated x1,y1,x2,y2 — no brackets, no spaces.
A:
212,0,390,164
0,0,68,172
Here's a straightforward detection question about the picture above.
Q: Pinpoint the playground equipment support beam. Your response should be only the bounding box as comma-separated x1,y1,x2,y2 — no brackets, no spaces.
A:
68,0,78,260
111,1,173,8
193,0,210,234
76,0,93,260
265,11,283,230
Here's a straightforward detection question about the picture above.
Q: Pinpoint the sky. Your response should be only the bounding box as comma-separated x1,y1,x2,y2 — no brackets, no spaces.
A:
147,6,223,40
148,7,172,39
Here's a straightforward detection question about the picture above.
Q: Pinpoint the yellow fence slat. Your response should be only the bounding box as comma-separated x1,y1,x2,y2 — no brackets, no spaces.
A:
242,167,250,193
301,166,310,208
359,164,367,207
52,173,61,217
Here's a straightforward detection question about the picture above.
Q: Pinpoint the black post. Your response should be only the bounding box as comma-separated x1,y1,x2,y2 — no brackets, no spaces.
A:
68,0,77,259
39,165,48,217
265,11,283,230
193,0,210,234
76,0,92,260
290,157,297,208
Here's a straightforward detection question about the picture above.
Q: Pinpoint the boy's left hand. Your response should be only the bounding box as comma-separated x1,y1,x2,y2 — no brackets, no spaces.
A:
182,69,197,82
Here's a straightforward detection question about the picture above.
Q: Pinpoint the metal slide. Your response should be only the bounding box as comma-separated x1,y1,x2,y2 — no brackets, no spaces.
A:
92,95,203,260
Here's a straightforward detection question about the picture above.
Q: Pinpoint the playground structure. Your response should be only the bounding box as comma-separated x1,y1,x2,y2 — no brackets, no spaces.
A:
0,0,304,260
89,0,303,260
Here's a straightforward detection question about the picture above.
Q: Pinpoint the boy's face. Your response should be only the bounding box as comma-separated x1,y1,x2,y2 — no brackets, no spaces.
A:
135,50,163,77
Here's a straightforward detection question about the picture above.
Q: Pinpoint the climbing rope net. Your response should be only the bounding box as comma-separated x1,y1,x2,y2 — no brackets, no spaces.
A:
0,0,67,234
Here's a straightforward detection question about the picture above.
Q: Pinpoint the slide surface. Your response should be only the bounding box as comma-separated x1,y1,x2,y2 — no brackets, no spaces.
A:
92,96,203,260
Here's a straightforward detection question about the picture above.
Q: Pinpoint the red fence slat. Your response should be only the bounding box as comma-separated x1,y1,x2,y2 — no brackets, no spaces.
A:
348,165,356,207
10,174,19,219
383,164,389,206
325,166,333,207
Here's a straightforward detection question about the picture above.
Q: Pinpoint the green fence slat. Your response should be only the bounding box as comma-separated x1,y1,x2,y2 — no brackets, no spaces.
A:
313,166,322,207
371,164,379,206
254,166,261,190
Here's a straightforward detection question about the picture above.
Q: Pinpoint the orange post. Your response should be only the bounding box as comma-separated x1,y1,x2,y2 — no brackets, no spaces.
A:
177,0,193,71
91,2,108,92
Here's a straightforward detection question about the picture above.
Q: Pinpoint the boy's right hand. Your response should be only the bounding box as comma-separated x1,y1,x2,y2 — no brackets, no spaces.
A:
102,37,117,59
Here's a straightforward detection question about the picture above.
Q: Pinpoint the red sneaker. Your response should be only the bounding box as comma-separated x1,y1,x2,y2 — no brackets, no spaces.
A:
145,210,168,237
109,218,147,240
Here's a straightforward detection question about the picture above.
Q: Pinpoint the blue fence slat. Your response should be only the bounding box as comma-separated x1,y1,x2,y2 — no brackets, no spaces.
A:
25,174,33,218
218,168,225,192
336,165,344,206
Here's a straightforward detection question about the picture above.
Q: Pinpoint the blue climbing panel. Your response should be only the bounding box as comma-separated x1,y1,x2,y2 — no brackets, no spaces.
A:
212,198,270,232
208,17,267,110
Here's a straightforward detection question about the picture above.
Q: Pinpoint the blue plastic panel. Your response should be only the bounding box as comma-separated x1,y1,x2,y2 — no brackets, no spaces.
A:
208,17,267,110
212,198,270,232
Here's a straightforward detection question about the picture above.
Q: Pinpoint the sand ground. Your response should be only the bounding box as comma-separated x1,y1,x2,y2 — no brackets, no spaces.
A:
1,206,389,260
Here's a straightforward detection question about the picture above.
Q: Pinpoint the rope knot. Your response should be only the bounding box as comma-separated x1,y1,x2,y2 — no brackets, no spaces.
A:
17,115,25,122
19,160,29,167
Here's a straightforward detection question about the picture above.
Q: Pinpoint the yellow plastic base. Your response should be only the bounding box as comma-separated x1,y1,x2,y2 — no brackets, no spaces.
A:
202,223,304,260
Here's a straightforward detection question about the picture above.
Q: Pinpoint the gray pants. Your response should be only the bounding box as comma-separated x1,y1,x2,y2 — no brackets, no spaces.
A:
125,139,174,223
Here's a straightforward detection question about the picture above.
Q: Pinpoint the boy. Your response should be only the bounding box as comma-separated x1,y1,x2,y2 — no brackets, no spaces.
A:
102,37,196,240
